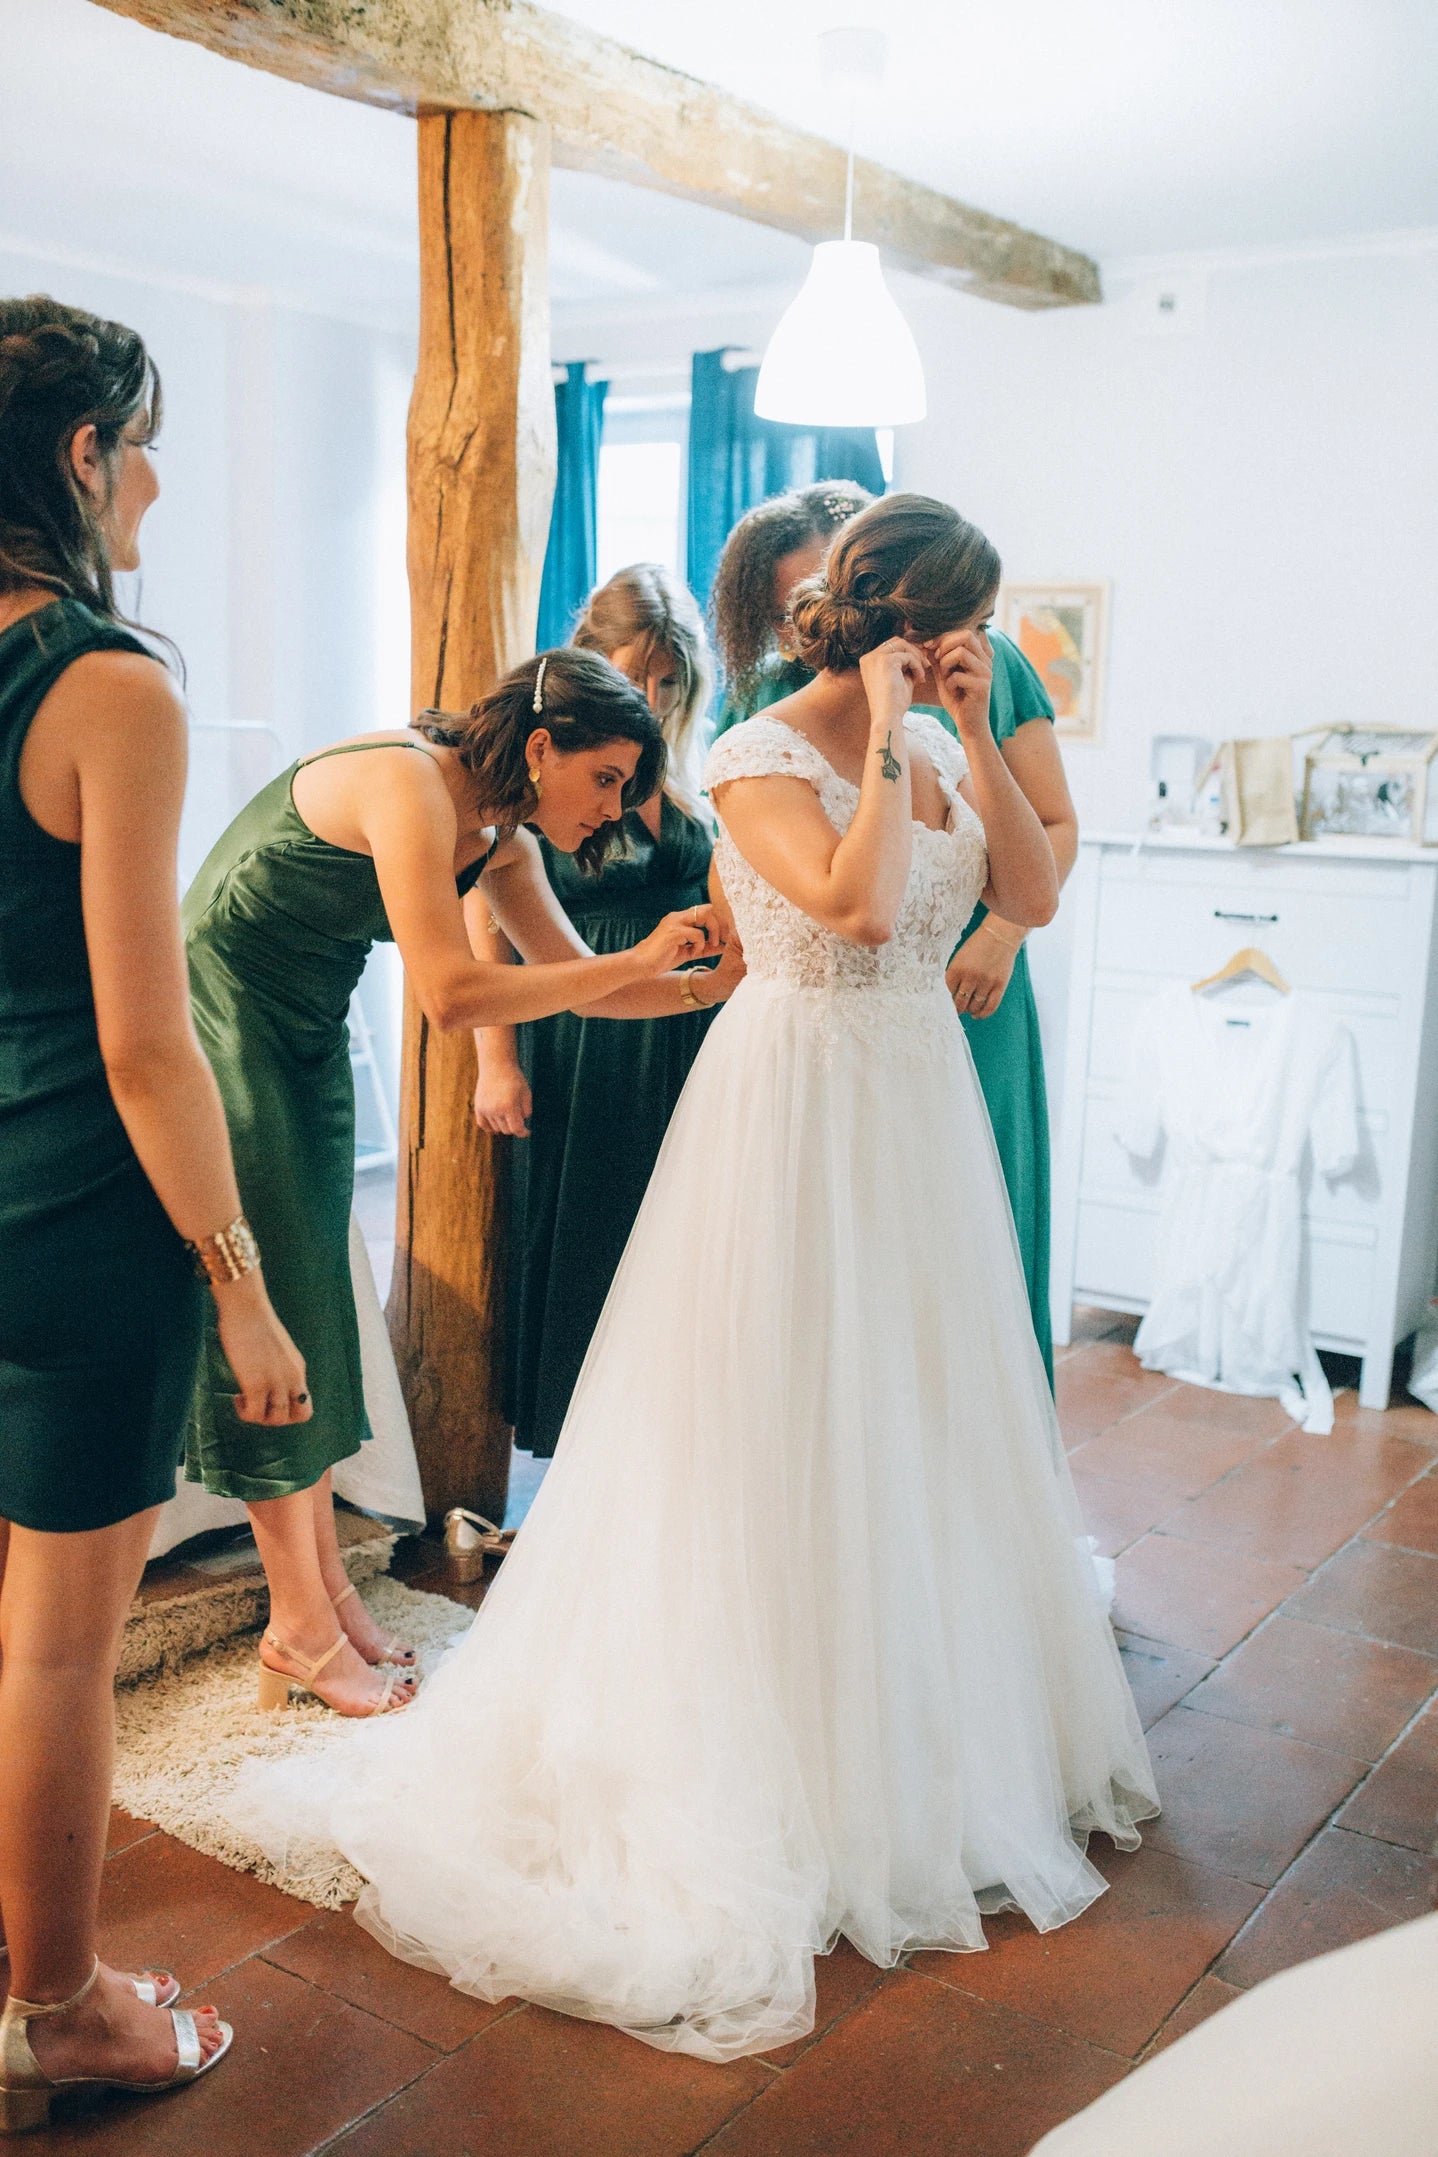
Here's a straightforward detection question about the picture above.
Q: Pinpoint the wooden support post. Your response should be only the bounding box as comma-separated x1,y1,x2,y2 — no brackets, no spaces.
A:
386,107,556,1526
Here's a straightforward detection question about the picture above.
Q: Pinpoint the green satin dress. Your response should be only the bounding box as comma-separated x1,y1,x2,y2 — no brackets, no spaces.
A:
0,599,205,1532
508,797,716,1457
182,741,492,1500
714,633,1057,1384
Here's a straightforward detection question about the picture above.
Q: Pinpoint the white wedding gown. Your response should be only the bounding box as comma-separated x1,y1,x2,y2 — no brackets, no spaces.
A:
232,709,1158,2061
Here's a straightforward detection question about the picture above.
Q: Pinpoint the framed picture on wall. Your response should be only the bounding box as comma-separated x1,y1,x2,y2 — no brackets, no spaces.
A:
998,582,1108,742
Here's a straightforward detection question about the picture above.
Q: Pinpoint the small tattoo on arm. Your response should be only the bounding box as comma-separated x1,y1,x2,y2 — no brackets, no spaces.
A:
876,732,903,782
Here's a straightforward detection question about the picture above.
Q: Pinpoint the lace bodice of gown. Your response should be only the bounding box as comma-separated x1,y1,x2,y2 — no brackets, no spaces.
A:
704,709,989,997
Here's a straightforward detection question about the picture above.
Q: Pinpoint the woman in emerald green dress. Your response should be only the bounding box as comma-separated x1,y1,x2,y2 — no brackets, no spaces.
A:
184,649,741,1715
712,487,1077,1383
470,565,719,1457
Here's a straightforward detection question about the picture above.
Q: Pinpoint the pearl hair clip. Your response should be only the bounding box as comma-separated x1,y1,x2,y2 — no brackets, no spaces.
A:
532,656,548,714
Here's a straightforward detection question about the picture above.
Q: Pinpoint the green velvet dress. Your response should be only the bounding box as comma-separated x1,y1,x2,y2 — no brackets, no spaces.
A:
508,798,716,1457
0,600,205,1532
182,742,491,1500
714,633,1057,1384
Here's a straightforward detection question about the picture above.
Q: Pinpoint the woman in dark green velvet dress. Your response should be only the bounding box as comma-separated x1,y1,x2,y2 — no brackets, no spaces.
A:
471,566,720,1457
711,489,1078,1385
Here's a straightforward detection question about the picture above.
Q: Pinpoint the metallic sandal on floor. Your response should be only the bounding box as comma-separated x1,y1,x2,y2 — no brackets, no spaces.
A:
0,1955,230,2135
256,1630,412,1715
443,1507,516,1584
0,1947,178,2011
329,1579,416,1669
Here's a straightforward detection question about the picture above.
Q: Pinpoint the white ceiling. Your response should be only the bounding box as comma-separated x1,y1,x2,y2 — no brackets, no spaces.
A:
544,0,1438,259
0,0,1433,335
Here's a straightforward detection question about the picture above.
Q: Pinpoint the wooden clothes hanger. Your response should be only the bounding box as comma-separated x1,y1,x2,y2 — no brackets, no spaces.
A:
1192,945,1291,996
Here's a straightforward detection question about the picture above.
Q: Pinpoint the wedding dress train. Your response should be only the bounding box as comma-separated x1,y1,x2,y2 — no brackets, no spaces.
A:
232,709,1158,2061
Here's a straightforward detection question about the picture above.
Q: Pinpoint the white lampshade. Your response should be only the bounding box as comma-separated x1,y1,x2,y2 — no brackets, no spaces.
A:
754,240,926,429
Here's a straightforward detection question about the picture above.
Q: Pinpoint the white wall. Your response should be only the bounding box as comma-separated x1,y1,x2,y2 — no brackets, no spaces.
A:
891,236,1438,1106
0,246,415,1137
14,217,1436,1167
560,241,1438,1122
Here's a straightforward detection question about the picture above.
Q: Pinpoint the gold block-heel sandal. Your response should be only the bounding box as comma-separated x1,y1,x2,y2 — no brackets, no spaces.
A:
443,1507,516,1584
256,1630,410,1715
330,1579,415,1668
0,1955,230,2135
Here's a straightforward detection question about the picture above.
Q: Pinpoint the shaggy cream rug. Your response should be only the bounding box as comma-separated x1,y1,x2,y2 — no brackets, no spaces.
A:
112,1576,474,1910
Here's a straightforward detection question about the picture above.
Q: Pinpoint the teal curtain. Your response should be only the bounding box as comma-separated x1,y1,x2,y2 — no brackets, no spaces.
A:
537,364,608,651
685,348,886,606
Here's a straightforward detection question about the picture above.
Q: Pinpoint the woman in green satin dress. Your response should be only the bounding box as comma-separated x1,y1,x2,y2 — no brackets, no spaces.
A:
184,648,743,1715
470,565,719,1457
711,489,1078,1384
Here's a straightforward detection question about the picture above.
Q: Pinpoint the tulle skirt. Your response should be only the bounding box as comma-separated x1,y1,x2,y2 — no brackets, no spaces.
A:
234,976,1158,2061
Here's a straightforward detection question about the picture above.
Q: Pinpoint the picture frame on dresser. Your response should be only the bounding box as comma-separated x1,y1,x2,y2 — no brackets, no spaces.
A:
1050,831,1438,1408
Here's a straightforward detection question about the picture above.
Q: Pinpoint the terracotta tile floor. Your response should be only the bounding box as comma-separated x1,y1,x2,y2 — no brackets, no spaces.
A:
53,1312,1438,2153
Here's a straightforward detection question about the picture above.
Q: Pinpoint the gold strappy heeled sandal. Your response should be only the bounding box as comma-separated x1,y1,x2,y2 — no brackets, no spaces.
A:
0,1955,230,2135
256,1630,412,1715
0,1946,177,2010
443,1507,516,1584
329,1579,415,1669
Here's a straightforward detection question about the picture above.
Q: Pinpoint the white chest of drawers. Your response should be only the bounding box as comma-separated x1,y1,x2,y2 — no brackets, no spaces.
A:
1050,832,1438,1407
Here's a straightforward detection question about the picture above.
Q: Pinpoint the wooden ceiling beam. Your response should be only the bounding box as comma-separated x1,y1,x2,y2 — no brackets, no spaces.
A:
87,0,1100,309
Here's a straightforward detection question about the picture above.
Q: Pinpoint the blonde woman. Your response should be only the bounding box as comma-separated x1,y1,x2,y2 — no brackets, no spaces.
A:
470,563,720,1458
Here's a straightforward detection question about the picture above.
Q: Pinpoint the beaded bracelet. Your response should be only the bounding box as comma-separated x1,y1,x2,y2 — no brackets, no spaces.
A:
185,1213,261,1285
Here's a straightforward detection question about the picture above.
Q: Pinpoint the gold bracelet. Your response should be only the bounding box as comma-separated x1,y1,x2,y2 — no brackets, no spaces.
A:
678,969,716,1011
980,919,1027,953
185,1213,261,1285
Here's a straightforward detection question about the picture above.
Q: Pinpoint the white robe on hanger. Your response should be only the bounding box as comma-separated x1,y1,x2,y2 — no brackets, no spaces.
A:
1117,985,1360,1433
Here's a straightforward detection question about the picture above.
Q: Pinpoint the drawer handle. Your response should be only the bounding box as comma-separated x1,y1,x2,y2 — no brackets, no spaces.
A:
1213,909,1279,924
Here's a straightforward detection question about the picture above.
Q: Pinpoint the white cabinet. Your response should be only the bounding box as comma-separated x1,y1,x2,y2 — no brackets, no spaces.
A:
1051,832,1438,1407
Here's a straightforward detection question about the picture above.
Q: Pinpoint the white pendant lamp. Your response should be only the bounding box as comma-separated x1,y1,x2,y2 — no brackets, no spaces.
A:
754,28,926,429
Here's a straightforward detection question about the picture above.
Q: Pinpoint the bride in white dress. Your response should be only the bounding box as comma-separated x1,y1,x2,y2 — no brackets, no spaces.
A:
235,494,1158,2062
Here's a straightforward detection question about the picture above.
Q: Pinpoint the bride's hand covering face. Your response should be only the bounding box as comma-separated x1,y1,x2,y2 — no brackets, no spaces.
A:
857,637,930,726
926,627,994,741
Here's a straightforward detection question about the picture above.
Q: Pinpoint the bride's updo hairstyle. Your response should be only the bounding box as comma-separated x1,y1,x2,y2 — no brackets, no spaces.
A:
788,493,1001,675
415,648,666,873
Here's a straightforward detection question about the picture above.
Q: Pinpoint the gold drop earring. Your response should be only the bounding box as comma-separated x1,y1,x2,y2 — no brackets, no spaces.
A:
528,765,542,799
